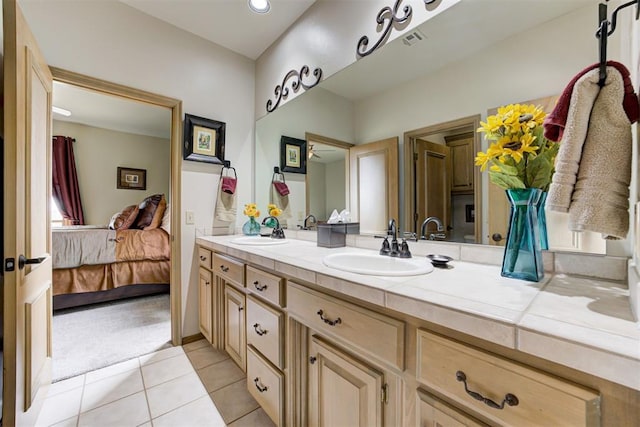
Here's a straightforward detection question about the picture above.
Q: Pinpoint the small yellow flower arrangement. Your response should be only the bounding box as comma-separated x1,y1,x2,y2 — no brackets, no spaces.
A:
267,203,282,217
243,203,260,218
475,104,558,190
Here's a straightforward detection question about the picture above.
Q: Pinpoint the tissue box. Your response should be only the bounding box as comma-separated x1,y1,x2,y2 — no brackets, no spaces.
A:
317,222,360,248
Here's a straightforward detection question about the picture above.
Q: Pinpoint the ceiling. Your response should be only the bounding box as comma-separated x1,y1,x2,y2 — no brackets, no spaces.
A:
120,0,317,60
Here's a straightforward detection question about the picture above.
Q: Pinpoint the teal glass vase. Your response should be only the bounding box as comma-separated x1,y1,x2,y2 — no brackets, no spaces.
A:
537,191,549,251
242,217,261,236
501,188,544,282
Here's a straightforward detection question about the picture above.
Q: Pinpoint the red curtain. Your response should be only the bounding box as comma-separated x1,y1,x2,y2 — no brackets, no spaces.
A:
52,136,85,225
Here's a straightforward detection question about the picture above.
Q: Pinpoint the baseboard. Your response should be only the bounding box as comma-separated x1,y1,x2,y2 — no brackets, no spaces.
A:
182,333,205,345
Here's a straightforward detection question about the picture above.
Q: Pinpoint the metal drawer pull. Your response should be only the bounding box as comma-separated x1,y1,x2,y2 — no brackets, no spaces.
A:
254,281,268,291
199,255,207,261
254,377,268,393
205,281,210,286
317,309,342,326
220,265,229,272
253,323,267,336
456,371,519,410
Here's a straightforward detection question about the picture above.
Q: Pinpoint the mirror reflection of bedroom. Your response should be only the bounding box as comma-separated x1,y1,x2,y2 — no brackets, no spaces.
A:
51,81,173,382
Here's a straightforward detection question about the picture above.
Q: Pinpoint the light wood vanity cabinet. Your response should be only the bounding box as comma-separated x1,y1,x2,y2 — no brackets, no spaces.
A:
198,267,213,343
418,389,487,427
445,133,474,194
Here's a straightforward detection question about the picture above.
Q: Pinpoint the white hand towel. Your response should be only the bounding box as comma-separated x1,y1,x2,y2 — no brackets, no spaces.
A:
270,182,292,226
213,177,237,234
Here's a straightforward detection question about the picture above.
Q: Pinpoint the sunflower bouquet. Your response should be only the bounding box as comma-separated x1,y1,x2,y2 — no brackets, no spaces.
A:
475,104,558,190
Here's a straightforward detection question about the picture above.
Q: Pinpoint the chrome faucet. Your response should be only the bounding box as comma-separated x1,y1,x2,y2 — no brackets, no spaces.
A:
387,219,400,257
303,214,317,230
262,216,285,239
420,216,445,240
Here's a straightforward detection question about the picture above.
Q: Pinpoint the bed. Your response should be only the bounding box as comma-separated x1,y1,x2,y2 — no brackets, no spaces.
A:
52,194,171,310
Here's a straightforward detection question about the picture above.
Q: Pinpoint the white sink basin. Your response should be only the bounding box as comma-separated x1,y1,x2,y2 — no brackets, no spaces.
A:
323,253,433,276
230,236,288,246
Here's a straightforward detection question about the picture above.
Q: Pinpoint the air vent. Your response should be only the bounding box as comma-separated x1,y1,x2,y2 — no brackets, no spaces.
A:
402,29,426,46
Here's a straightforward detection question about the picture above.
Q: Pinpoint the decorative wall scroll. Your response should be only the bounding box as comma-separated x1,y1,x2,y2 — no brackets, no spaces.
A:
266,65,323,113
357,0,413,58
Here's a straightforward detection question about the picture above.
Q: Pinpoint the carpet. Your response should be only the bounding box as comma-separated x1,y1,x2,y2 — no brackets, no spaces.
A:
52,294,172,382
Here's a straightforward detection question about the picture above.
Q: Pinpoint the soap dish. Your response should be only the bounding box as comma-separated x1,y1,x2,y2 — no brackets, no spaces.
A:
427,254,453,268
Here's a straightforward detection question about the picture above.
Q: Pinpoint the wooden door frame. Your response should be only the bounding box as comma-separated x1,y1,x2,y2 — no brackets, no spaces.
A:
50,67,183,345
403,115,482,242
304,132,354,217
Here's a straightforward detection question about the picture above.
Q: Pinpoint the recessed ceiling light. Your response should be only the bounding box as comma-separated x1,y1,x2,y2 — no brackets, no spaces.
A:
52,106,72,117
248,0,270,14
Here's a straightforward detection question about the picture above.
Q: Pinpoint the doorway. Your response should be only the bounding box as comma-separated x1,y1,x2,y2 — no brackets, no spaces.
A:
49,68,183,378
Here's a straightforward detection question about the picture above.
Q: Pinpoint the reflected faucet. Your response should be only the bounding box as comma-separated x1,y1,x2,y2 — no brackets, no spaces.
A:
303,214,317,230
262,216,285,239
420,217,445,240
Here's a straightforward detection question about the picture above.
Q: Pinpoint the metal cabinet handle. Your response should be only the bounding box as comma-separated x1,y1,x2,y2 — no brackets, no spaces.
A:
456,371,519,410
317,309,341,326
199,255,207,261
253,323,267,336
205,281,210,286
238,306,244,312
254,377,268,393
253,281,268,291
220,265,229,272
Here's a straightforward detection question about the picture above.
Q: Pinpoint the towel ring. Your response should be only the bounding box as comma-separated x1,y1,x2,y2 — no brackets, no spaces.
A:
272,172,285,184
222,165,237,179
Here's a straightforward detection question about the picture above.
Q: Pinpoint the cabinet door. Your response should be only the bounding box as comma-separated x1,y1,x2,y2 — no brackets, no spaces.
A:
418,389,486,427
308,336,384,427
225,283,246,370
447,137,474,193
198,267,213,343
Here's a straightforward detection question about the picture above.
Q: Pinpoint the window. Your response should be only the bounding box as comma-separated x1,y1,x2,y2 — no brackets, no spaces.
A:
51,197,63,226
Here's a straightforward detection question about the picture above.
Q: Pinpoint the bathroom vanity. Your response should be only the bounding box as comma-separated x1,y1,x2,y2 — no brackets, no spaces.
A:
196,234,639,426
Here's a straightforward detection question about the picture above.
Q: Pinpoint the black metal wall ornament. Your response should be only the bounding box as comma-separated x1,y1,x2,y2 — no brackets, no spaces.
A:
266,65,323,113
357,0,413,58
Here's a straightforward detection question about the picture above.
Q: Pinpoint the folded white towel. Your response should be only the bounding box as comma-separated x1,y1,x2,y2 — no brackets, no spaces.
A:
548,66,631,239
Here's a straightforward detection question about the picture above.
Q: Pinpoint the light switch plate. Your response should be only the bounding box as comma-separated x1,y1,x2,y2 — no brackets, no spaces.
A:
185,211,195,225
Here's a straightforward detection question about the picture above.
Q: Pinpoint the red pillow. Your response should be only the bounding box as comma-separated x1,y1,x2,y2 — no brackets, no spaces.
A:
108,205,139,230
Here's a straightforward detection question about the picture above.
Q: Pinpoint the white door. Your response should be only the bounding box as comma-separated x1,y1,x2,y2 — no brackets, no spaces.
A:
3,1,54,424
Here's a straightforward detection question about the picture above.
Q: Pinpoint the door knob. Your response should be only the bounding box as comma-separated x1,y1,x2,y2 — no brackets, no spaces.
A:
18,255,46,270
491,233,504,242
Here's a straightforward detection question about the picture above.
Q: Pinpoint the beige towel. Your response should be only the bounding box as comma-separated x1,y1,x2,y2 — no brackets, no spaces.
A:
547,67,631,239
270,183,292,226
213,177,237,234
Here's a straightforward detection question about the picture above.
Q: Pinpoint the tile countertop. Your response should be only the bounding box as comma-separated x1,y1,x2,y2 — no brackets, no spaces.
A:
196,235,640,391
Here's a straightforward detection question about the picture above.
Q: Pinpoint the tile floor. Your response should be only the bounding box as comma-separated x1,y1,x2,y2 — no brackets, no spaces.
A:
36,339,276,426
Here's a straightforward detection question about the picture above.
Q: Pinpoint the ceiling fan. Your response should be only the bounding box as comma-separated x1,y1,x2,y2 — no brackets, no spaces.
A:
308,144,335,159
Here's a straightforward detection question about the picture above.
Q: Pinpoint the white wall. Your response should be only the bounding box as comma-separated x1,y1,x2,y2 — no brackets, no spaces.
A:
53,121,170,226
21,1,255,338
307,162,326,220
325,159,346,219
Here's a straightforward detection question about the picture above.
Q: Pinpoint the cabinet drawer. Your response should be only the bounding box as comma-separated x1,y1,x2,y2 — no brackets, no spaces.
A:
246,265,284,307
198,247,212,269
247,346,284,427
287,282,404,370
417,330,600,427
418,388,486,427
213,253,244,285
246,295,284,369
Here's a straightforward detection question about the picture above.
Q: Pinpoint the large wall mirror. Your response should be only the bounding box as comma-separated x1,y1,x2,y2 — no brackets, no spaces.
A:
255,0,616,253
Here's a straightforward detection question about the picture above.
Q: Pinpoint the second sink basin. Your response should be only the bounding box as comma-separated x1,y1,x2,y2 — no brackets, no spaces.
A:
230,236,288,246
323,253,434,276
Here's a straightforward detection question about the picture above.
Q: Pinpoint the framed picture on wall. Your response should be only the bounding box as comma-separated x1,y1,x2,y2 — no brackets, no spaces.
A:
117,167,147,190
280,135,307,174
183,113,226,164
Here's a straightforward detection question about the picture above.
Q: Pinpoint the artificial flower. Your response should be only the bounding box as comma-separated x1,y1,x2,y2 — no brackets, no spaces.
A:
243,203,260,218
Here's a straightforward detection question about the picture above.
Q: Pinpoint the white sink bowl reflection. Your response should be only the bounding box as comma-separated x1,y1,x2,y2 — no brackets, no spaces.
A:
323,253,433,276
230,236,288,246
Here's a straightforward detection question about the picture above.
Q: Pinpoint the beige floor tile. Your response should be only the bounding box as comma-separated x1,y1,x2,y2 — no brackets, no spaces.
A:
152,395,226,427
187,345,230,370
210,379,260,424
49,416,79,427
49,374,85,396
78,391,149,427
81,369,144,412
228,408,276,427
138,345,184,366
85,358,140,384
146,372,208,419
197,358,245,392
182,339,210,353
140,353,193,388
36,386,83,426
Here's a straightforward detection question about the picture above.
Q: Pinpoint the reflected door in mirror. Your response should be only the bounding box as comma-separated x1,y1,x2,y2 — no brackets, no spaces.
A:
416,139,451,238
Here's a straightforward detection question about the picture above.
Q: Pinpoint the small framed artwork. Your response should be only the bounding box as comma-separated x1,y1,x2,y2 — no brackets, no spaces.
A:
183,113,226,164
117,167,147,190
280,135,307,174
